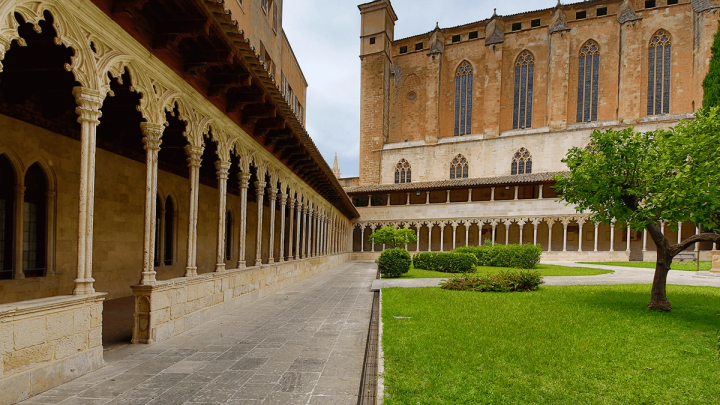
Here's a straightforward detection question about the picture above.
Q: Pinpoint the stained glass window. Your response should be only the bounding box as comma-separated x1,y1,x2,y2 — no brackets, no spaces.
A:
648,30,671,116
511,148,532,175
454,61,474,136
513,51,535,129
450,155,469,179
577,40,600,123
395,159,412,184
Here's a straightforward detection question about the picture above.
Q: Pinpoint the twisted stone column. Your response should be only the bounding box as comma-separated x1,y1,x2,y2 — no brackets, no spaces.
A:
140,123,164,284
237,172,251,268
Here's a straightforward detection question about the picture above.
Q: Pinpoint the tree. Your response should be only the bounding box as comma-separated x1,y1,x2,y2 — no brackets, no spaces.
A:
368,225,418,249
553,108,720,311
703,21,720,108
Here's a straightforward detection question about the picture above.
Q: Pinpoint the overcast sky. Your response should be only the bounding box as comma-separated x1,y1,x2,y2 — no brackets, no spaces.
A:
282,0,577,178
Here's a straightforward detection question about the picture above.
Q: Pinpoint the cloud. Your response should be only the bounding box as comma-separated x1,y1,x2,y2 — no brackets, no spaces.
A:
282,0,581,178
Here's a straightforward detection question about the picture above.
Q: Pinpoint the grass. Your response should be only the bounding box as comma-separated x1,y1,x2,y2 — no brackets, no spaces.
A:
582,261,712,271
381,285,720,405
384,264,613,279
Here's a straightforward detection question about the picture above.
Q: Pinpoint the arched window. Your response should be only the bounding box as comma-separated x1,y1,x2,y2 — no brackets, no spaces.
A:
23,163,47,278
0,155,15,280
648,30,671,116
450,154,469,179
164,196,175,265
226,211,233,261
454,61,473,136
513,51,535,130
394,159,412,184
577,40,600,123
511,148,532,175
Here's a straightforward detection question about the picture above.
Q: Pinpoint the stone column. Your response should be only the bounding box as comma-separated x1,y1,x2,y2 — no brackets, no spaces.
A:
386,194,391,206
503,219,512,245
279,193,287,262
237,172,251,268
360,225,365,252
295,199,302,260
254,179,267,267
532,219,540,245
610,221,616,252
427,223,434,251
416,223,422,251
157,203,166,268
677,222,683,244
577,217,586,252
426,192,430,205
538,185,544,200
451,222,458,250
468,189,473,202
406,193,410,205
307,207,313,258
13,186,25,280
547,219,554,252
518,220,526,245
490,187,495,201
72,87,105,295
370,225,376,252
562,219,569,252
626,225,631,253
514,186,519,201
266,187,278,264
491,221,497,246
446,190,451,203
287,196,295,260
465,223,470,247
140,124,166,281
439,223,446,252
214,159,231,272
184,145,203,277
642,229,648,252
594,223,599,252
368,196,372,207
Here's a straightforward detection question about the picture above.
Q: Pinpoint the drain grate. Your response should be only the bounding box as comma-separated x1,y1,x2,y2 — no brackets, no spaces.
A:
358,290,380,405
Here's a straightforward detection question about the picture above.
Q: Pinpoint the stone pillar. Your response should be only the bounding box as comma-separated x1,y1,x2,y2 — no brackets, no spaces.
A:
184,145,203,277
562,220,569,252
13,186,24,280
617,9,644,124
427,223,434,251
368,196,372,207
406,193,410,205
439,223,446,252
677,222,683,244
547,219,554,252
446,190,451,203
465,223,470,247
387,194,391,206
302,205,309,258
538,185,544,199
532,220,539,245
518,220,525,245
483,39,503,137
491,221,497,246
145,130,165,277
254,179,267,267
267,187,278,265
295,199,302,260
214,159,231,272
451,223,458,250
711,250,720,274
370,225,376,252
610,221,616,252
594,223,599,252
360,225,365,252
426,192,430,204
514,186,519,201
157,204,165,268
468,189,473,202
287,196,295,260
416,223,421,251
490,187,495,201
642,229,648,252
577,218,585,252
308,208,314,258
72,87,105,295
547,13,571,130
504,220,512,245
279,193,287,262
237,172,251,268
626,226,631,253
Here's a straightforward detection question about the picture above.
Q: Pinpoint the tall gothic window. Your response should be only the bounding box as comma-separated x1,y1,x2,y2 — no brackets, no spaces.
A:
511,148,533,175
22,163,47,278
513,51,535,130
454,61,473,136
226,211,233,261
394,159,412,184
0,155,15,280
648,30,671,116
450,154,469,179
164,196,175,265
577,40,600,123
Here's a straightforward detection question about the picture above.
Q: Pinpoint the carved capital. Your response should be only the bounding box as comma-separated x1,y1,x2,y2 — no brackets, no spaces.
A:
238,172,251,189
185,145,203,168
73,87,105,124
255,181,267,196
215,160,231,180
280,193,288,205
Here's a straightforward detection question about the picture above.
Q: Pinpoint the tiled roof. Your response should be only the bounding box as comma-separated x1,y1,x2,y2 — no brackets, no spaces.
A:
344,171,567,194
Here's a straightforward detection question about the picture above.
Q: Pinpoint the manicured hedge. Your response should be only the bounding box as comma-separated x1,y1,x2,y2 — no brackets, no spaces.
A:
454,244,542,269
413,252,478,273
378,248,412,278
440,270,544,292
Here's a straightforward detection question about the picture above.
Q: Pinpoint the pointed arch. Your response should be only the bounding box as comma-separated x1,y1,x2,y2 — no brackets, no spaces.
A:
394,159,412,184
511,148,532,175
454,61,474,136
450,154,468,179
648,29,672,116
577,39,600,123
513,50,535,130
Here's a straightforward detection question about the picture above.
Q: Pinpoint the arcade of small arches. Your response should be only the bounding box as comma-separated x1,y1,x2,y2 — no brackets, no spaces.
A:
352,217,716,258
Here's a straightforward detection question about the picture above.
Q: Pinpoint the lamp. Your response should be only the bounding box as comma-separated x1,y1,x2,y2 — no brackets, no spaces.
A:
505,186,510,190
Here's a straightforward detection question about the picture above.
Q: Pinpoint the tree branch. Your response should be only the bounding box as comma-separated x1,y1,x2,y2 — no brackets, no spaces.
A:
669,232,720,256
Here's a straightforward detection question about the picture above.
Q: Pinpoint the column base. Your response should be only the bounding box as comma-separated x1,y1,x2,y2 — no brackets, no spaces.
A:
72,278,96,295
711,251,720,274
237,261,246,269
139,271,157,285
254,260,262,267
278,258,285,263
268,259,275,265
184,267,197,277
215,264,226,272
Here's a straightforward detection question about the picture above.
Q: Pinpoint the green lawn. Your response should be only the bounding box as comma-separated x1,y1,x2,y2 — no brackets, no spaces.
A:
381,285,720,404
384,264,613,279
582,261,711,271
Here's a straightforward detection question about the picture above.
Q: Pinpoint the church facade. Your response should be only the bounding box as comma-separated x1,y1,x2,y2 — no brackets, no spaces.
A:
345,0,720,262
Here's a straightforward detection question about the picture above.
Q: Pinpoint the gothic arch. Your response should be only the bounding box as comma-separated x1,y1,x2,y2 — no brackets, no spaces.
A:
0,147,24,187
577,39,600,123
394,159,411,184
647,29,672,116
450,154,468,179
454,61,474,136
513,50,535,130
511,147,532,175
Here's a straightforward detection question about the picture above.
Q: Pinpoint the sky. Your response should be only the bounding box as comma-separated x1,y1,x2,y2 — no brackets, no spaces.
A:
282,0,578,178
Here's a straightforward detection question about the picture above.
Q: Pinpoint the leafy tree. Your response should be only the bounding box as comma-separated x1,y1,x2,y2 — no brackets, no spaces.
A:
554,109,720,311
368,226,418,249
703,21,720,108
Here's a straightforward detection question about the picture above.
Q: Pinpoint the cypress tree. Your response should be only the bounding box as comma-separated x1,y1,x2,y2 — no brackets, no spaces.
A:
702,21,720,108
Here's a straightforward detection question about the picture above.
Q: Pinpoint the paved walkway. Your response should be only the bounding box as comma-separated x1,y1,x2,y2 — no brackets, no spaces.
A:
371,262,720,290
22,261,377,405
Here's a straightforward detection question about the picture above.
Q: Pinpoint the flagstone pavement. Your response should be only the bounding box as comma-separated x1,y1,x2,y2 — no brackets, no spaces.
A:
20,261,378,405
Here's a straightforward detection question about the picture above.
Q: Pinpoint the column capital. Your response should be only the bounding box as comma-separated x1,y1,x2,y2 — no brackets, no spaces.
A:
238,172,251,188
215,160,231,180
140,123,164,151
268,187,278,200
185,145,204,168
280,193,288,205
73,87,104,124
255,181,267,196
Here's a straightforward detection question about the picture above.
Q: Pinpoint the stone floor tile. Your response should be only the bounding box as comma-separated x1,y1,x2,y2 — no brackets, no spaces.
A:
287,358,327,373
308,394,358,405
274,371,321,394
187,388,236,403
231,383,276,400
230,357,269,371
262,392,311,405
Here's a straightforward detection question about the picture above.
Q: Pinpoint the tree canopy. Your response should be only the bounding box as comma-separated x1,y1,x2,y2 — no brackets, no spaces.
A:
368,226,418,249
703,21,720,108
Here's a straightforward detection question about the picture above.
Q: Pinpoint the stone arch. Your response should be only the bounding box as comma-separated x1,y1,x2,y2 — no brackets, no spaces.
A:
511,147,533,175
0,147,24,187
22,155,57,194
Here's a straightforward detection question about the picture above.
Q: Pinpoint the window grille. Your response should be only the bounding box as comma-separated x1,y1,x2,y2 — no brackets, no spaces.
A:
648,30,671,116
577,40,600,123
450,154,469,179
454,61,474,136
513,51,535,130
394,159,412,184
511,148,533,175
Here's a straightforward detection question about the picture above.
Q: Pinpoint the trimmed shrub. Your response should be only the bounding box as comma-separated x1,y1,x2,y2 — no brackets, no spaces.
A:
454,244,542,269
413,252,477,273
379,248,412,278
440,270,543,292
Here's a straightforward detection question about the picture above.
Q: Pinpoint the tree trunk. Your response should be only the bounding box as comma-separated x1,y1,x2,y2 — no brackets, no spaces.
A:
647,248,673,311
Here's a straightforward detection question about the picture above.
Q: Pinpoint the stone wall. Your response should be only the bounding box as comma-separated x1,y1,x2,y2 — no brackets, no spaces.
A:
132,253,352,345
0,294,105,405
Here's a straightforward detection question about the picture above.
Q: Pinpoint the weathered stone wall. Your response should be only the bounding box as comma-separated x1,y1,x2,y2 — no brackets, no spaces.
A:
132,253,352,345
0,294,105,405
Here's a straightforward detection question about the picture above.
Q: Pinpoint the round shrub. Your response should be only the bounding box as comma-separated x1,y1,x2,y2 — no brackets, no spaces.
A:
379,248,412,278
